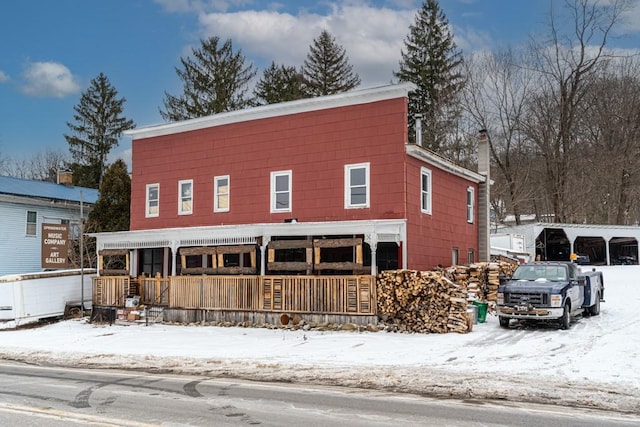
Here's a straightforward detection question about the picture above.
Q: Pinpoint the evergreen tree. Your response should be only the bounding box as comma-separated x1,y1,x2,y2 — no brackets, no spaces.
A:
301,30,361,96
86,159,130,233
161,36,257,121
394,0,464,152
65,73,134,188
254,62,305,105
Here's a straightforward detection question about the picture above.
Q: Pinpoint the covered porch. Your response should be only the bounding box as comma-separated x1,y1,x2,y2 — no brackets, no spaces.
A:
91,219,407,278
90,219,406,324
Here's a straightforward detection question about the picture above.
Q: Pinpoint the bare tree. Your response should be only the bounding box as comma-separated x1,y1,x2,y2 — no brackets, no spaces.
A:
524,0,632,223
0,146,11,176
581,57,640,224
27,149,70,182
461,49,537,225
2,149,69,181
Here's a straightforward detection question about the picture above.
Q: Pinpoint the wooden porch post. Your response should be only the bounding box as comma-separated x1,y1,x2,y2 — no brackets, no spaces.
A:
260,236,270,275
365,233,378,276
170,242,178,276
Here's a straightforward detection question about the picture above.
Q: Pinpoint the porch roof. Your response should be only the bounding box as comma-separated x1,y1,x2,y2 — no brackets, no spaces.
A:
90,219,407,251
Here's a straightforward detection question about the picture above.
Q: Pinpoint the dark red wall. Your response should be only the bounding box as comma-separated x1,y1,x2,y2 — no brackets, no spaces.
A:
130,99,409,230
129,96,478,270
404,155,478,270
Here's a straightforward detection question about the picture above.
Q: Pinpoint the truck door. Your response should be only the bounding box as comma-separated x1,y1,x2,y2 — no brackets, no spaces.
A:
567,265,585,309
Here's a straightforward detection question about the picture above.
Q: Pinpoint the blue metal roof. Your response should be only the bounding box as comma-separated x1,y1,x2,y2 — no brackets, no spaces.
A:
0,175,99,204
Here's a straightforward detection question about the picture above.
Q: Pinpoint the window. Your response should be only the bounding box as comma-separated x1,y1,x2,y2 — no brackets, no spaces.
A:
421,167,432,214
26,211,37,236
63,219,81,238
214,176,230,212
468,248,475,264
146,183,159,217
178,180,193,215
467,186,475,223
452,247,459,266
271,171,292,212
141,248,163,278
345,163,370,208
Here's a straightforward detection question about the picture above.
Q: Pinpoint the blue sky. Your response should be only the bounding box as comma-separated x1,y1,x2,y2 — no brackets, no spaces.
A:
1,0,639,168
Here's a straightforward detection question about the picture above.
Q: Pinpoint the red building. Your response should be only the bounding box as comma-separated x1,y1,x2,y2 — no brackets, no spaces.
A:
93,83,487,278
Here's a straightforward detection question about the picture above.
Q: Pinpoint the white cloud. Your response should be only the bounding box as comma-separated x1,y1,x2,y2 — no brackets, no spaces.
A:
158,1,499,88
0,70,9,83
21,61,81,98
620,1,640,33
197,4,417,87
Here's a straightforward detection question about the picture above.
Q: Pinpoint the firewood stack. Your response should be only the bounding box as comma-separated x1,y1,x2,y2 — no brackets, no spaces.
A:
377,270,471,333
377,261,518,333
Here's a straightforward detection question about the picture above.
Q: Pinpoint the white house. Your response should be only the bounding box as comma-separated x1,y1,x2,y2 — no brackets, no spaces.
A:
0,175,99,276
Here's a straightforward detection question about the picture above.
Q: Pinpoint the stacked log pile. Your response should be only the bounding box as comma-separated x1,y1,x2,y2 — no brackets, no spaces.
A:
377,270,470,333
442,261,518,311
377,261,518,333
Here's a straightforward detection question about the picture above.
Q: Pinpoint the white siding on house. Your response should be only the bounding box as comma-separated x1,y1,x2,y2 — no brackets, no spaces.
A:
0,201,85,276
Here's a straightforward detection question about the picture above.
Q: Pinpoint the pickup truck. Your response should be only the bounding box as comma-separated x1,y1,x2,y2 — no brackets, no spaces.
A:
496,262,604,329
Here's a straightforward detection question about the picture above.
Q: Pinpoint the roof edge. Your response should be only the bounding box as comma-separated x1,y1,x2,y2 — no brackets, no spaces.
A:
124,83,417,140
405,144,485,183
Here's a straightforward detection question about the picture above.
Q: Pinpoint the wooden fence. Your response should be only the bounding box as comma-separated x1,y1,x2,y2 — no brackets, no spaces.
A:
93,275,377,316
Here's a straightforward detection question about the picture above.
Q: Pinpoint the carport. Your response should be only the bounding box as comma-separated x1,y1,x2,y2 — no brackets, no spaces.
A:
574,236,606,265
495,223,640,265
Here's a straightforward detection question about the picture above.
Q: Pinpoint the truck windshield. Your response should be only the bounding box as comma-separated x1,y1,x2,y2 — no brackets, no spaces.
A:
512,265,568,281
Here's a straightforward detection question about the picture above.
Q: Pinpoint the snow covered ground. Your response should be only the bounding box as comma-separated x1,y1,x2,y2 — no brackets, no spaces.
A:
1,266,639,414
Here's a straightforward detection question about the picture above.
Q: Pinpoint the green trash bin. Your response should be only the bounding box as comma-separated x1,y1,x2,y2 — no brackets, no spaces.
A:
472,301,488,323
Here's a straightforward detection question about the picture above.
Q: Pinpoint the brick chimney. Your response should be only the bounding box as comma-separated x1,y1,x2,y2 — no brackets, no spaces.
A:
57,170,73,186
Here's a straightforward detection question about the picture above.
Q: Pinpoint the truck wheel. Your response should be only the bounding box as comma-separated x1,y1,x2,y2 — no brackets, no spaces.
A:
560,304,571,330
499,316,510,328
589,293,601,316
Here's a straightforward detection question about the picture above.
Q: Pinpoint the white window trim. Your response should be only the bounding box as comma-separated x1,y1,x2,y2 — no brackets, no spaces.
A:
270,170,292,213
146,183,160,218
421,167,432,215
25,210,37,237
344,162,370,209
214,175,230,213
178,179,193,215
467,186,475,223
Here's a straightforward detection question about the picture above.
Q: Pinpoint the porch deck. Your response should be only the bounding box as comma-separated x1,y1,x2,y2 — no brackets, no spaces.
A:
93,275,377,323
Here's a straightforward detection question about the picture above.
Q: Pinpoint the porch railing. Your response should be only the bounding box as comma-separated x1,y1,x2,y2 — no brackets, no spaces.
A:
93,275,377,316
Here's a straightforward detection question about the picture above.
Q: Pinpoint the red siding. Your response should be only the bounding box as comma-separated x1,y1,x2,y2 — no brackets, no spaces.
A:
129,95,479,271
404,155,479,270
131,99,409,230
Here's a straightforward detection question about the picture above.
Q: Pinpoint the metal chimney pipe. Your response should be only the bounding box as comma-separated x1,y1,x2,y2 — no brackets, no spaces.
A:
415,114,423,146
477,129,490,262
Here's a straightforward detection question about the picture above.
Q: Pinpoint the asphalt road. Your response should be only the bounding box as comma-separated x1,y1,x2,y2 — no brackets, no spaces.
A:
0,361,637,427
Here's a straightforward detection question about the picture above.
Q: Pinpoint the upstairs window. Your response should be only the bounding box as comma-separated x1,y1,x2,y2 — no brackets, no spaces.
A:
467,186,475,223
345,163,370,208
26,211,37,236
421,167,432,214
271,171,291,212
214,176,230,212
146,183,159,217
178,179,193,215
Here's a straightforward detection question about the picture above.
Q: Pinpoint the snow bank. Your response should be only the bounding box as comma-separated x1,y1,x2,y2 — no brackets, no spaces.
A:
1,266,638,413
